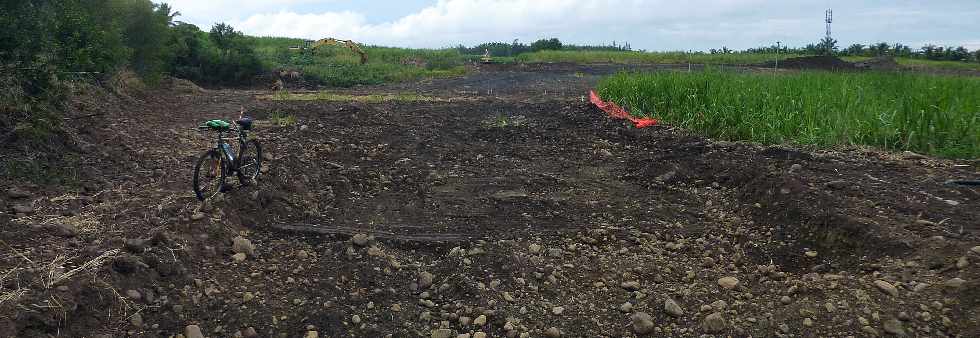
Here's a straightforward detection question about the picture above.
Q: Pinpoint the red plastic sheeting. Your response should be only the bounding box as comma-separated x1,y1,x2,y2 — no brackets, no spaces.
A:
589,90,658,128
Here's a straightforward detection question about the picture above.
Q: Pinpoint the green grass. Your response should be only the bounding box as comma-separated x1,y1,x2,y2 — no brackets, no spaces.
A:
250,37,469,87
264,91,445,103
597,69,980,158
518,50,799,65
268,111,297,127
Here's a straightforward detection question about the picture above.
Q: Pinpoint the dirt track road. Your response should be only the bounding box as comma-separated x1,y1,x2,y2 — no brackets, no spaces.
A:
2,64,979,337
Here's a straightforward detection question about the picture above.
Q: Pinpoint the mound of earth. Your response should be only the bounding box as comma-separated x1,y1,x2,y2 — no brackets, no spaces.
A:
2,63,978,338
854,56,900,70
763,55,856,71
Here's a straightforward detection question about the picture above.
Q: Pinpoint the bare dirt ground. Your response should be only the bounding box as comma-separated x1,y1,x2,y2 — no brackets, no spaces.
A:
2,64,979,338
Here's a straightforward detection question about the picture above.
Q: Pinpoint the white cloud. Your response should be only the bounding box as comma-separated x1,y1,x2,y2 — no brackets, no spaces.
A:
162,0,980,51
227,0,771,49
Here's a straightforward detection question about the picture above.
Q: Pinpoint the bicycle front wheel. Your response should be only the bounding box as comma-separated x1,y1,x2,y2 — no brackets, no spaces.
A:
237,139,262,185
193,149,226,201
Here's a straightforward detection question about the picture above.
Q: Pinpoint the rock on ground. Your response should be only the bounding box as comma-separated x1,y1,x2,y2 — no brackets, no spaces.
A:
702,312,727,333
631,312,655,334
664,298,684,317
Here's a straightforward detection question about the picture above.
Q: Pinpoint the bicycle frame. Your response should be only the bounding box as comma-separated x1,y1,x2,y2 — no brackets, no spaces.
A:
213,128,250,172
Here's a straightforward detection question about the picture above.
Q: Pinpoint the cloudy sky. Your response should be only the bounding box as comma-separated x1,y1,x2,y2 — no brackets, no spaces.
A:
159,0,980,51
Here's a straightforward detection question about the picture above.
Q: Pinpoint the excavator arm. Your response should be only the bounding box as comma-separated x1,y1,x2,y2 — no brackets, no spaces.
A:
310,38,368,64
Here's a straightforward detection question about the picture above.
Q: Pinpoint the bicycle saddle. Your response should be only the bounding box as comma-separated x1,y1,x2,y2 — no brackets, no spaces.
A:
236,117,254,130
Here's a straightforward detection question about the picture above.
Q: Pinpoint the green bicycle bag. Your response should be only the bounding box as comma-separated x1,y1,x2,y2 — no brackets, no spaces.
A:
203,119,231,131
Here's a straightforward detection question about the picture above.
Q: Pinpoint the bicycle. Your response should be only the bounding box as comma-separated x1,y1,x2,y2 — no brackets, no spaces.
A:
193,112,263,201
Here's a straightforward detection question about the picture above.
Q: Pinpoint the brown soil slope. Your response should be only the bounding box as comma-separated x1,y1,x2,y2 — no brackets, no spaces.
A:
1,65,978,338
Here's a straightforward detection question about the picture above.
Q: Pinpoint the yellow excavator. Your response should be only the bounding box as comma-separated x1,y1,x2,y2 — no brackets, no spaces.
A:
305,38,368,64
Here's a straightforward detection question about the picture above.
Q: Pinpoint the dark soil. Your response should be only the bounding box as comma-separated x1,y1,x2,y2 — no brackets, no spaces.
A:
2,64,979,338
759,55,857,71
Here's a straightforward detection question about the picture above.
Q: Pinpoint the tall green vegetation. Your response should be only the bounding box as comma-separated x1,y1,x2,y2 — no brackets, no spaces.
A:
598,70,980,158
250,37,466,87
1,0,264,183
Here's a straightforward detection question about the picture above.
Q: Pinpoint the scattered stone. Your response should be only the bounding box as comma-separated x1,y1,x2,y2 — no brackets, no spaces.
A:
473,314,487,326
803,318,813,327
490,190,528,201
552,306,565,315
944,278,966,289
718,277,739,290
185,325,205,338
125,289,142,300
956,256,969,269
12,204,34,215
473,332,487,338
825,180,848,190
971,246,980,255
190,212,206,221
431,329,453,338
124,238,146,252
631,312,655,334
883,318,905,336
702,312,727,333
50,224,78,237
130,313,144,327
6,187,30,198
709,300,727,310
300,125,309,131
662,298,683,317
352,234,370,246
304,331,319,338
242,327,258,338
898,312,910,321
874,280,899,297
458,317,472,326
620,302,633,313
232,253,247,262
528,244,542,254
780,295,792,305
296,250,310,260
790,164,803,172
544,327,562,338
231,236,255,256
620,281,641,291
419,272,435,289
805,250,818,258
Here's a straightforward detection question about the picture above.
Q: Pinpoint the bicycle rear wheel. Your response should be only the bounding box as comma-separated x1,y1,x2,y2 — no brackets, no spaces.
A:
193,149,226,201
237,139,262,185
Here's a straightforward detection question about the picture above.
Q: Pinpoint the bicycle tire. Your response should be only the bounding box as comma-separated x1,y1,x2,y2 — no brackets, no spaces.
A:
237,139,262,186
193,149,226,201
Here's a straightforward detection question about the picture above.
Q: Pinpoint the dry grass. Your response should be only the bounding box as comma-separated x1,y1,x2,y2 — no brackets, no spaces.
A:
259,91,453,103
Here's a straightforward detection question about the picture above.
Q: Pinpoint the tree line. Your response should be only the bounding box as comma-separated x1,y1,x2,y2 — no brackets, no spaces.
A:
0,0,265,85
1,0,266,154
733,39,980,63
456,38,632,57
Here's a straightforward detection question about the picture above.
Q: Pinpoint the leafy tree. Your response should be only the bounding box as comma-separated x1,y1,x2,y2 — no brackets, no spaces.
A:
531,38,563,52
117,0,176,81
845,44,865,56
816,37,838,55
892,43,912,58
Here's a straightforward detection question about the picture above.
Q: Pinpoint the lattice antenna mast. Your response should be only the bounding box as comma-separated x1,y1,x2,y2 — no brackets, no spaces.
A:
825,9,833,39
